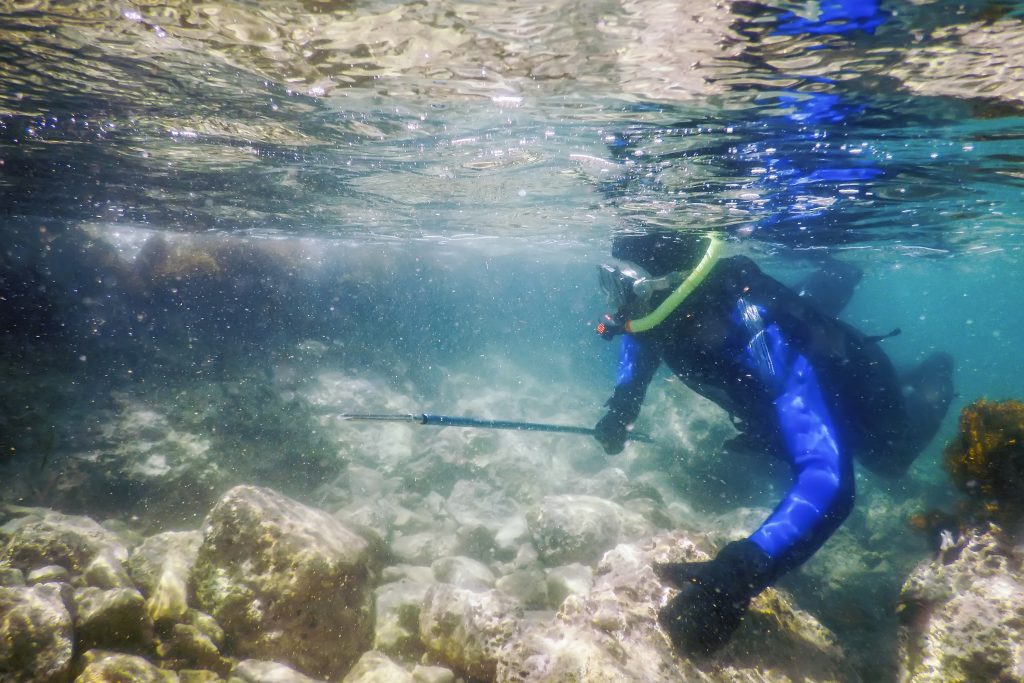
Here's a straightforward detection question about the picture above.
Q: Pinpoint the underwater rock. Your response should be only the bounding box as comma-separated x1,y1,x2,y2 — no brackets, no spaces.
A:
155,621,231,675
381,563,435,584
154,606,228,673
73,586,154,654
0,509,132,588
0,583,74,683
74,650,177,682
497,532,853,683
897,526,1024,682
527,494,653,566
372,576,433,657
495,568,549,610
228,659,327,683
191,485,378,680
390,529,460,565
418,584,524,681
128,530,203,624
544,563,593,608
100,518,147,550
410,665,455,683
431,555,496,591
27,564,71,585
176,671,223,683
0,566,26,585
445,480,530,557
340,651,414,683
330,501,394,546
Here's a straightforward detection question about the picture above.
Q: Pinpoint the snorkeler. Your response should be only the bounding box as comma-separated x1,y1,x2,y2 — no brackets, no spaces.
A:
593,230,955,655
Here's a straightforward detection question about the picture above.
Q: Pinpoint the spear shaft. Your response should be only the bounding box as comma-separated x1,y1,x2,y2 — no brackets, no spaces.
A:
337,412,652,443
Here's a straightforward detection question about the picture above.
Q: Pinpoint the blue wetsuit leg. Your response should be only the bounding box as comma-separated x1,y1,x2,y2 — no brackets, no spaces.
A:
737,301,855,576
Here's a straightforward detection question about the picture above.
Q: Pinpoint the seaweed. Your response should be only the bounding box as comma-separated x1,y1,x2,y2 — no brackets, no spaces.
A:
943,399,1024,525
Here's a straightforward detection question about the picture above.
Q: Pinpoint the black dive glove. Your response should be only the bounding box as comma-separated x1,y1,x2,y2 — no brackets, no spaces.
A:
594,409,630,455
655,539,774,656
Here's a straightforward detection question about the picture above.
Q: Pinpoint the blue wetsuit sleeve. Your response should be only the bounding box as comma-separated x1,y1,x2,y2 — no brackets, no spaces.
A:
737,302,854,577
606,334,660,421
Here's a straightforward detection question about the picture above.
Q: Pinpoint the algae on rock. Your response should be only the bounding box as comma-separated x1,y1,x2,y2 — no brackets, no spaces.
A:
943,398,1024,526
191,485,379,680
497,532,855,683
0,583,74,683
897,526,1024,683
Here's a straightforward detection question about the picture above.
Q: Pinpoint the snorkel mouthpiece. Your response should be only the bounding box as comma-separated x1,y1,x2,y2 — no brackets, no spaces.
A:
596,312,627,340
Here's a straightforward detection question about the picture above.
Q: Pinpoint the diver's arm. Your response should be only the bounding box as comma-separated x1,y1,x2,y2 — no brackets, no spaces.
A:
608,333,660,419
594,334,660,454
656,310,854,655
745,324,855,576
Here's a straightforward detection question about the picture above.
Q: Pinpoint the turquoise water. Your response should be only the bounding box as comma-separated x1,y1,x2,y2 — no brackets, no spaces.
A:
2,0,1024,681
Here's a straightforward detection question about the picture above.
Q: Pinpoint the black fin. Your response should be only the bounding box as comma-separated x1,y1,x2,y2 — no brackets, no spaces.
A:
797,259,864,317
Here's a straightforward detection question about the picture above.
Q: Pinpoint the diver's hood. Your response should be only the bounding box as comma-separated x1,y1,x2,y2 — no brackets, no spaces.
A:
597,231,721,339
612,231,713,278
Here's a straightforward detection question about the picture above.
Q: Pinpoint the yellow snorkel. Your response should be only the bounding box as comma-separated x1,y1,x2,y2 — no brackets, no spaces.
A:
625,235,721,333
597,235,722,339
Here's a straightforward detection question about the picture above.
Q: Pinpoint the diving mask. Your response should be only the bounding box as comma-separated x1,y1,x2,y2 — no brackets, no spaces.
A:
596,235,722,339
597,259,682,312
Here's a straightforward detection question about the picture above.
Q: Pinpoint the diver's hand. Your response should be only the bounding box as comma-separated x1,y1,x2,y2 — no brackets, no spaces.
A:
655,539,773,656
594,410,630,454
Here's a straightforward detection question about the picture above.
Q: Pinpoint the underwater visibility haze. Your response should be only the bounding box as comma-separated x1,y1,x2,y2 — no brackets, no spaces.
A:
2,0,1024,681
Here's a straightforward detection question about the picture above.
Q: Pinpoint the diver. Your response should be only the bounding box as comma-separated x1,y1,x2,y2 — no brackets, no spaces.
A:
592,229,954,655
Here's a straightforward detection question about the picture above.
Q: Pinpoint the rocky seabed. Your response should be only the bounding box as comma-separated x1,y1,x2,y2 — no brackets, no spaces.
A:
4,480,1022,683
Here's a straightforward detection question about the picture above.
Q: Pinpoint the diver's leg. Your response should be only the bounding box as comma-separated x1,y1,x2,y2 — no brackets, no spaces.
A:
796,259,863,317
899,352,956,457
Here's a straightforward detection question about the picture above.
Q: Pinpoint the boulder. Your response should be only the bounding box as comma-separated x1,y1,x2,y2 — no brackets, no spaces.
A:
74,651,178,683
430,555,496,591
0,509,132,588
544,564,593,608
410,665,455,683
897,526,1024,682
0,567,26,585
495,568,549,610
390,530,459,566
497,532,855,683
176,671,223,683
128,530,203,623
26,565,71,584
73,586,154,653
228,659,326,683
445,480,530,556
0,583,74,683
419,584,523,681
191,485,378,680
372,577,433,656
155,621,231,675
527,495,653,566
340,651,414,683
